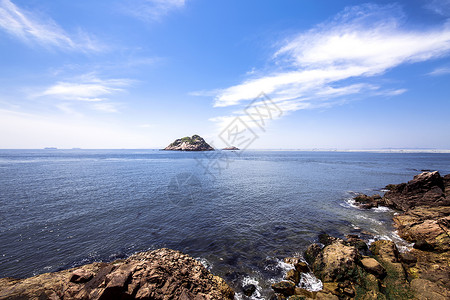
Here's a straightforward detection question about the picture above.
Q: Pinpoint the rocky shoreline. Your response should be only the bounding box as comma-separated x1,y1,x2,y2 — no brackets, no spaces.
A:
0,248,234,300
268,171,450,299
1,171,449,299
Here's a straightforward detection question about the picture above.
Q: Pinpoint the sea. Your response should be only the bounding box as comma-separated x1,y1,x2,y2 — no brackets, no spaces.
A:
1,149,449,299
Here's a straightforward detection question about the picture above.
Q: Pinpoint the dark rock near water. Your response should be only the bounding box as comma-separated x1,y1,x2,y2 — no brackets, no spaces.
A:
353,194,382,209
383,171,449,210
242,284,256,296
285,269,300,285
164,134,214,151
222,146,239,150
318,233,341,246
354,171,450,211
304,243,322,265
0,248,234,300
271,281,295,296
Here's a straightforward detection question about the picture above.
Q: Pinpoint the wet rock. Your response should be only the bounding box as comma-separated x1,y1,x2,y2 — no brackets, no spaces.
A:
294,262,310,274
318,233,341,246
304,243,322,265
271,281,296,296
0,248,234,300
284,257,301,265
242,284,256,297
353,194,381,209
285,269,300,285
312,241,359,282
360,258,386,278
345,235,369,253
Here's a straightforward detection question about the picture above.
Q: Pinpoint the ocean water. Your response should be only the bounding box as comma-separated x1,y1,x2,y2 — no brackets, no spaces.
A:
0,149,449,298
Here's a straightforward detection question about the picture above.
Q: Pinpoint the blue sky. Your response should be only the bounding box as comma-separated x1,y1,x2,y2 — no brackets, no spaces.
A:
1,0,450,149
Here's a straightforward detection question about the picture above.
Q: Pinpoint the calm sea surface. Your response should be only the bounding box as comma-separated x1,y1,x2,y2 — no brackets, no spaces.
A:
1,150,449,298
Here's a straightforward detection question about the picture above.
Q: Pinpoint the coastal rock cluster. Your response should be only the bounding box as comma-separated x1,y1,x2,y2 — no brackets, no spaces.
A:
164,135,214,151
270,171,450,299
0,248,234,300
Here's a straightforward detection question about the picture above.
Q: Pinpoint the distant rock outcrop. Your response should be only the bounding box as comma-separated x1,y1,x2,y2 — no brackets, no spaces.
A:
353,171,450,211
0,248,234,300
164,135,214,151
222,146,239,150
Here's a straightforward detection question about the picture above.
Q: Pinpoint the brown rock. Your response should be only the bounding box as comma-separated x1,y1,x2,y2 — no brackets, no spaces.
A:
353,194,381,209
312,241,359,282
383,171,449,211
410,278,450,300
272,281,296,296
294,262,310,273
360,258,386,278
369,240,400,263
0,248,234,300
394,206,450,252
285,269,300,285
294,287,316,298
70,269,94,283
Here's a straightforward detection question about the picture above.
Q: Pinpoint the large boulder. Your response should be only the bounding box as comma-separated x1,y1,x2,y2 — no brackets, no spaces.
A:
383,171,449,211
0,248,234,300
312,241,359,282
394,206,450,252
164,134,214,151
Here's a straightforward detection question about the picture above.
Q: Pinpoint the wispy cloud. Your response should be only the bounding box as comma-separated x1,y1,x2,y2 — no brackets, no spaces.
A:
36,74,131,114
40,74,131,102
207,4,450,129
123,0,185,22
428,66,450,76
425,0,450,17
0,0,104,52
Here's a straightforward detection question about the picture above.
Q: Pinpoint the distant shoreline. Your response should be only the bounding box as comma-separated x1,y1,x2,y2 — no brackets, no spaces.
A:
1,148,450,153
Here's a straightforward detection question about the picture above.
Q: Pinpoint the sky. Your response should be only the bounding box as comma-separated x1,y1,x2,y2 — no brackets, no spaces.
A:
0,0,450,149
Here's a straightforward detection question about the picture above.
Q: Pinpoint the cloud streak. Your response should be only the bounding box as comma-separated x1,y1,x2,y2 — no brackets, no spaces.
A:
123,0,185,22
40,75,131,102
0,0,103,52
208,4,450,129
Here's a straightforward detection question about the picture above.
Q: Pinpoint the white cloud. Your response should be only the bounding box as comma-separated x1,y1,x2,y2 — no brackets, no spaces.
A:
91,102,120,113
40,74,131,102
0,0,104,52
123,0,185,22
208,3,450,131
428,66,450,76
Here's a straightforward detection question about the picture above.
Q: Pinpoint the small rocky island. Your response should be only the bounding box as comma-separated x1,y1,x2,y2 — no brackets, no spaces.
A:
222,146,239,150
164,135,214,151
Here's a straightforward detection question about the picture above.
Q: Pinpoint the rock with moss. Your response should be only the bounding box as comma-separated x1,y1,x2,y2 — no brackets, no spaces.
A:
164,134,214,151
